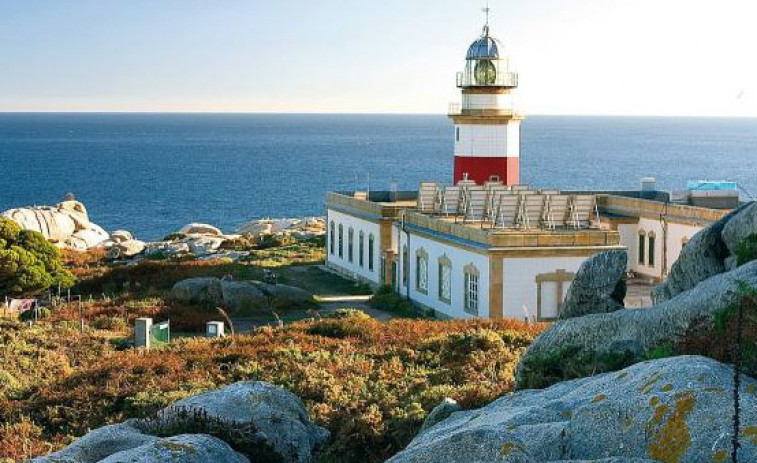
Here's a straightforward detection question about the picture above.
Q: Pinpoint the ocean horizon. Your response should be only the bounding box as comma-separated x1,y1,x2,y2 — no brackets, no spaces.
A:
2,113,756,240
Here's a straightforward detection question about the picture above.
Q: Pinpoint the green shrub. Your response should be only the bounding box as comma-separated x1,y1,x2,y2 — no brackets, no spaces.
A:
326,308,373,321
735,233,757,266
369,285,423,318
162,233,187,242
0,217,74,297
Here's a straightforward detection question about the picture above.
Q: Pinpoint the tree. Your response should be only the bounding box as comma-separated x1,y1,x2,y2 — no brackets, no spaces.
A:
0,217,74,297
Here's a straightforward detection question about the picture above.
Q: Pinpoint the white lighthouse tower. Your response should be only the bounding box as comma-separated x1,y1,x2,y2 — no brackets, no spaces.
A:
449,17,522,185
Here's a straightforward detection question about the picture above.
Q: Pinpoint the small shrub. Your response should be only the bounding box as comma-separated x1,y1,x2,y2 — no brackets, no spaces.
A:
326,308,372,320
645,343,673,360
162,233,187,242
735,233,757,266
369,286,422,318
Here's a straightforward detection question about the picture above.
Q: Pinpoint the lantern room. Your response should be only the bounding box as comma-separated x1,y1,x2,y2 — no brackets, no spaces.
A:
457,25,518,89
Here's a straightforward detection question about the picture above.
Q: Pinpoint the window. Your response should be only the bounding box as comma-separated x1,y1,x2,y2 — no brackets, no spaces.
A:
638,232,646,265
368,234,375,272
348,227,354,263
438,255,451,303
455,127,460,142
416,248,428,294
329,221,335,255
464,264,480,316
359,231,365,267
338,224,344,258
648,232,656,267
402,245,409,287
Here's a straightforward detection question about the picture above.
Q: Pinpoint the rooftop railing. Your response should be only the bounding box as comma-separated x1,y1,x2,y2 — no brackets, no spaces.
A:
447,103,519,117
456,71,518,88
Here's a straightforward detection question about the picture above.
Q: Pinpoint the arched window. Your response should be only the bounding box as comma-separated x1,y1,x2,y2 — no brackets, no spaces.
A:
368,234,375,272
648,231,656,267
329,220,335,255
338,224,344,258
638,230,646,265
415,248,428,294
358,231,365,267
402,245,409,287
463,263,480,316
438,255,451,304
348,227,354,263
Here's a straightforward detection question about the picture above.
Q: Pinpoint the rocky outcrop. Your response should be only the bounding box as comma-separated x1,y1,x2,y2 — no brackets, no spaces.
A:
558,250,626,320
110,230,133,243
517,260,757,390
106,239,146,259
171,277,312,311
180,223,223,236
33,381,328,463
153,382,329,462
419,399,462,434
722,201,757,254
31,421,157,463
238,217,326,239
2,199,111,250
99,434,249,463
390,356,757,463
652,203,749,303
185,235,225,256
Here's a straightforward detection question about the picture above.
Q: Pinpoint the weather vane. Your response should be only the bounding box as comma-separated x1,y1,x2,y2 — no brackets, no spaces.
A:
482,1,491,27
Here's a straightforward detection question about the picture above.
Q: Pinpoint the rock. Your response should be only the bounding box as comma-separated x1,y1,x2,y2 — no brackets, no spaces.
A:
107,239,146,259
263,283,312,305
558,250,627,320
184,235,225,255
725,255,740,271
390,356,757,463
179,223,223,236
145,241,191,258
111,230,133,243
237,217,326,239
653,205,746,303
31,421,157,463
722,201,757,255
171,277,224,305
220,280,266,310
99,434,249,463
516,261,757,390
419,398,462,434
154,382,329,463
2,198,111,250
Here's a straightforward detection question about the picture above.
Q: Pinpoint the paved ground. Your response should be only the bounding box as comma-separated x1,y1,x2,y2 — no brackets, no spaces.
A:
625,278,656,308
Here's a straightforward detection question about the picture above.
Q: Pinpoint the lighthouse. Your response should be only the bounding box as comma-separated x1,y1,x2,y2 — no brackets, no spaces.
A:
449,22,522,185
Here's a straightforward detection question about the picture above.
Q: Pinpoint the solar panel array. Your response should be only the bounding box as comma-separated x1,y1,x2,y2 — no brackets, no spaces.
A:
416,182,599,230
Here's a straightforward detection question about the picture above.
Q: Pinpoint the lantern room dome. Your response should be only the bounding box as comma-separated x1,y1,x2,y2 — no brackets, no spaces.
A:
466,26,503,60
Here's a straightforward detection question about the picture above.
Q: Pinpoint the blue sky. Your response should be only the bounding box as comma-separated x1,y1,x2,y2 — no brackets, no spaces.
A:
1,0,755,116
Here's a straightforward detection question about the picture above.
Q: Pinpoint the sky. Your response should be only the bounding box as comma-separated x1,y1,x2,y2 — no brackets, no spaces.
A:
1,0,756,116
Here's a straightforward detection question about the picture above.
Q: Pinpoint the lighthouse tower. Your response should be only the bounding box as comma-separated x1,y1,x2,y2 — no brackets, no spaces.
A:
449,22,522,185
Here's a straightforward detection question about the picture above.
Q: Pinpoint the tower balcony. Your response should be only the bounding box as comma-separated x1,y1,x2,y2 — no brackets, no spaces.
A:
456,71,518,88
448,103,519,117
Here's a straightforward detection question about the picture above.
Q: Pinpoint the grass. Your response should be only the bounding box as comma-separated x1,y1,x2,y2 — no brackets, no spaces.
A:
0,313,546,462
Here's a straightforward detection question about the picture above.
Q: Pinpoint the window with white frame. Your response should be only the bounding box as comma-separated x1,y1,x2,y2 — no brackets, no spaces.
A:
416,248,428,294
338,224,343,258
638,231,646,265
438,255,451,303
329,220,335,255
464,264,480,316
368,234,375,271
358,231,365,267
402,245,409,287
648,232,656,267
348,227,354,263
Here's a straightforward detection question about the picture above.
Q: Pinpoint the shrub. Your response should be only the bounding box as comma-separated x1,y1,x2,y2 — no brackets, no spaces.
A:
735,233,757,266
162,233,187,242
369,285,424,318
0,217,74,297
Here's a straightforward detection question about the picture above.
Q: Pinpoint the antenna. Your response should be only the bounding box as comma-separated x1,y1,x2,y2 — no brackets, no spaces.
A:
482,0,491,27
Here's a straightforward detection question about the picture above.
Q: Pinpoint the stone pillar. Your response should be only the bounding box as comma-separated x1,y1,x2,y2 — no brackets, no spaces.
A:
206,321,225,338
135,317,152,349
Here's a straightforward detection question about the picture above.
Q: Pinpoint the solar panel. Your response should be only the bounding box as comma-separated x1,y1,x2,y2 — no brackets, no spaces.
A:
441,186,462,216
520,194,546,229
494,194,520,228
464,186,488,222
418,182,440,214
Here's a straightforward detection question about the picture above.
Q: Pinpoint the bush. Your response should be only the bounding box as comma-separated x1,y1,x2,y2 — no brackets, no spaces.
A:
0,217,74,297
735,233,757,266
369,285,424,318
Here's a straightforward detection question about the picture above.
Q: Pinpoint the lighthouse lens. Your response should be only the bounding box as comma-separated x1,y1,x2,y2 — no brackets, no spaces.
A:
474,60,497,85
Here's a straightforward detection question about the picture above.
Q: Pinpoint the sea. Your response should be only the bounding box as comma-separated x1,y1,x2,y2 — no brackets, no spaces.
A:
1,113,755,241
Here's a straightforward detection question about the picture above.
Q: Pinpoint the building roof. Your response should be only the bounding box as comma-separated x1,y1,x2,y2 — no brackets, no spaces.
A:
466,25,504,60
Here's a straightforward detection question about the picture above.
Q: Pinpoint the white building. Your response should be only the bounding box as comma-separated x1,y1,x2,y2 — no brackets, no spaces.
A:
324,20,735,321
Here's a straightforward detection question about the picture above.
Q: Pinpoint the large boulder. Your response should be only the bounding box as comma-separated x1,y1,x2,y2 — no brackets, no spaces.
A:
722,201,757,255
184,235,225,255
516,260,757,390
171,277,224,305
653,204,747,303
111,230,133,244
418,398,462,434
31,421,157,462
180,223,223,236
390,356,757,463
99,434,248,463
145,241,191,258
67,224,110,250
152,382,329,463
559,250,627,320
220,280,266,310
107,239,146,259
